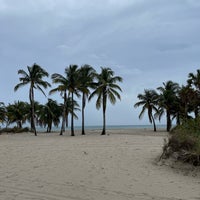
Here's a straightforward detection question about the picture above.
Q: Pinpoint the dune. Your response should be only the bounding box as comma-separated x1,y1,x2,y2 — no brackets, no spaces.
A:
0,129,199,200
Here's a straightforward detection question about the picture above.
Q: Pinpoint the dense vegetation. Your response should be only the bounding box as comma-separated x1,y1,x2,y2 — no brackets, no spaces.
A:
135,70,200,132
0,63,123,136
134,69,200,166
161,119,200,166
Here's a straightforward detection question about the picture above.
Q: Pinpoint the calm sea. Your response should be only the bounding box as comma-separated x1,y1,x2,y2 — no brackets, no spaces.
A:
37,124,167,132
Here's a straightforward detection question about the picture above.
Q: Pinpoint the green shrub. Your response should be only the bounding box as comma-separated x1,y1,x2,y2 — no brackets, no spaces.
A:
0,127,30,134
161,118,200,166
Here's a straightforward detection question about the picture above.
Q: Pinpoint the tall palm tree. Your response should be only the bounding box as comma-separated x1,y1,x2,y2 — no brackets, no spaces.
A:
66,65,80,136
134,89,159,132
78,64,96,135
50,72,69,135
89,67,122,135
157,80,180,131
14,63,51,136
50,65,80,136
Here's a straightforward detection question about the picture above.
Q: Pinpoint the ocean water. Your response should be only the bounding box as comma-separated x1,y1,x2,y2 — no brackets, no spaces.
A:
37,124,167,132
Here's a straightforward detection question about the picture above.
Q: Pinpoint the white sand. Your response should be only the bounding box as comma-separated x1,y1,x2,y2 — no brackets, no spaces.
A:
0,129,199,200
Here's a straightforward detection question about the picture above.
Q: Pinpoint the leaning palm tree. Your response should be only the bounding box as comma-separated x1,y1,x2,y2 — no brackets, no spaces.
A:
14,63,51,136
89,67,122,135
78,64,96,135
134,89,159,132
157,80,180,131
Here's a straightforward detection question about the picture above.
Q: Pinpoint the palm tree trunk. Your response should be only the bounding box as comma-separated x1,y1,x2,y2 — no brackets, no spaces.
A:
48,122,52,133
176,112,180,125
30,86,37,136
166,110,171,132
29,89,34,131
60,112,65,135
102,109,106,135
152,116,157,132
60,92,67,135
101,94,106,135
81,93,85,135
66,112,69,127
17,121,22,129
71,92,75,136
194,108,198,119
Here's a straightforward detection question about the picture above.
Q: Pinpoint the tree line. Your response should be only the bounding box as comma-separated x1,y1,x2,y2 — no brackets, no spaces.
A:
134,69,200,132
0,63,123,136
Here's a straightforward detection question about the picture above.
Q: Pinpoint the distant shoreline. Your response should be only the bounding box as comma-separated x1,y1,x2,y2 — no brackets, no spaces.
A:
0,128,168,137
34,124,168,132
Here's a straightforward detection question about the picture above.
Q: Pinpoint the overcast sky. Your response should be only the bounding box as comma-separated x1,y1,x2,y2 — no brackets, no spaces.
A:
0,0,200,126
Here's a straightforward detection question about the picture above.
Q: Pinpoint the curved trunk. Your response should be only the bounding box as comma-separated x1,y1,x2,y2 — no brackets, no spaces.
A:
81,93,86,135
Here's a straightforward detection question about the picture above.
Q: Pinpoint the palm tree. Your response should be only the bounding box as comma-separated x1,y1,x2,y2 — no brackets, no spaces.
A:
175,86,196,123
62,97,80,129
6,101,29,128
50,72,69,135
187,69,200,117
36,99,62,132
66,65,80,136
157,81,180,131
78,64,96,135
187,69,200,90
0,102,6,127
134,89,159,132
50,65,80,136
89,67,122,135
14,63,51,136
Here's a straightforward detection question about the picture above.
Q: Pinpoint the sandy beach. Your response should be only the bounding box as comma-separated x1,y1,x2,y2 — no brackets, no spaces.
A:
0,129,199,200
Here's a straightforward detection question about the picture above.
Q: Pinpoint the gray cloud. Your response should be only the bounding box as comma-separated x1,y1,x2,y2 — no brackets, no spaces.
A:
0,0,200,126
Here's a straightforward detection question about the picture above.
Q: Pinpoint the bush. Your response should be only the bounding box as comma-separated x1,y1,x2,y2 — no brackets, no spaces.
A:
161,118,200,166
0,127,30,134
